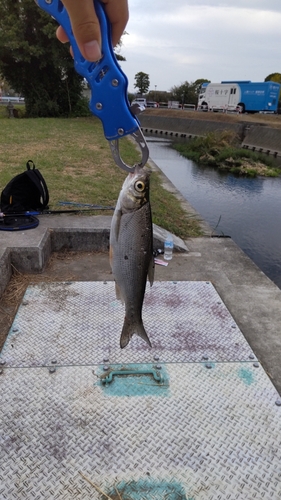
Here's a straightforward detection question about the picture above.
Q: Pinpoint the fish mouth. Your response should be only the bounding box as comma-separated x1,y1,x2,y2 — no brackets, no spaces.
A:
129,165,150,178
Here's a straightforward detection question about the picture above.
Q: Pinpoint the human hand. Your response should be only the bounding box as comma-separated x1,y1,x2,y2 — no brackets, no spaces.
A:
56,0,129,61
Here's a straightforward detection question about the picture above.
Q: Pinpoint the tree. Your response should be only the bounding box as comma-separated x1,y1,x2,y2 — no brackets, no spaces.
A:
264,73,281,84
0,74,14,97
191,78,211,95
170,79,210,105
114,31,128,62
170,81,195,105
134,72,150,96
0,0,84,117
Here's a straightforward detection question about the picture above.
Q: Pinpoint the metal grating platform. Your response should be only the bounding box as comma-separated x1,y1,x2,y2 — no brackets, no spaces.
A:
1,281,281,500
1,281,256,367
1,363,281,499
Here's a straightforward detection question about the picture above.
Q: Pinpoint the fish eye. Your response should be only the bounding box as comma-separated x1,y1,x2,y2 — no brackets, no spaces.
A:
134,180,145,192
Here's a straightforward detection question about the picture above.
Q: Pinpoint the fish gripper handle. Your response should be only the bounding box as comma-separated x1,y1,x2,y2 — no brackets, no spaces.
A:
36,0,139,141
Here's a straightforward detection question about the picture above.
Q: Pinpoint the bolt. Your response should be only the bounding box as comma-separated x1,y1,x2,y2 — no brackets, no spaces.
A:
249,354,255,360
231,325,236,329
0,359,6,366
49,367,56,374
154,355,159,361
12,327,18,332
103,365,109,371
22,300,29,306
156,364,162,370
202,355,208,361
103,357,109,363
96,102,103,110
118,128,124,136
275,399,281,407
253,363,259,368
112,79,119,87
51,360,57,364
206,281,210,284
205,363,212,369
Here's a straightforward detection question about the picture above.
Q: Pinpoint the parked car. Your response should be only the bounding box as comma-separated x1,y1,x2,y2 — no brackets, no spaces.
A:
131,97,147,107
146,101,158,108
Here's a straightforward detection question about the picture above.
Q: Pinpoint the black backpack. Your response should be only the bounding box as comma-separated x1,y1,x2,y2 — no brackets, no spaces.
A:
0,160,49,213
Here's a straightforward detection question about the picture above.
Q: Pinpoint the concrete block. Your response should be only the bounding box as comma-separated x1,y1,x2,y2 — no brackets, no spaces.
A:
50,228,110,252
0,215,188,296
9,230,52,273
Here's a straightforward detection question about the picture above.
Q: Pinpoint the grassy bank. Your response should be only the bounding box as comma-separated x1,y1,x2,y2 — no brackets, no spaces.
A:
0,116,202,238
173,131,281,177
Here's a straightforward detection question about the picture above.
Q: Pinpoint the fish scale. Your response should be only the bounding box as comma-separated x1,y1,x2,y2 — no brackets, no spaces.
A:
114,204,153,300
110,166,154,348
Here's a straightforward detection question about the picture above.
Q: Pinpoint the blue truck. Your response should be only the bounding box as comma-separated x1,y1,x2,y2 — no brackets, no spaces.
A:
197,81,280,113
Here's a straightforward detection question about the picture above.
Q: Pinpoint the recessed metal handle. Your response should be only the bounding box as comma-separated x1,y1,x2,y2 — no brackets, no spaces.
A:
101,368,163,386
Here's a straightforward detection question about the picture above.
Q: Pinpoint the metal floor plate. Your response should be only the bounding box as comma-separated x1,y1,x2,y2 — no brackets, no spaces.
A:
1,281,280,499
1,281,255,367
1,363,281,500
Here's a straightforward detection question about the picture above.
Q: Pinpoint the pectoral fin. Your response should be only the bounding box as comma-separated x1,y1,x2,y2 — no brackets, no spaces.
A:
109,245,113,269
115,281,125,304
113,209,122,242
148,254,155,286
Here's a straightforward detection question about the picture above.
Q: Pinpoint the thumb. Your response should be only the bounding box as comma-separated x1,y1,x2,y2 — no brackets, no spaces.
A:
61,0,102,61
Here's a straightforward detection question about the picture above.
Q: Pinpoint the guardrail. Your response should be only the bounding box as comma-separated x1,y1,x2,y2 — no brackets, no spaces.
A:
0,97,25,104
158,103,196,111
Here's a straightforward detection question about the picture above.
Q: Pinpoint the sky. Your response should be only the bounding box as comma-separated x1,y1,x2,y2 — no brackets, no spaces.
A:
118,0,281,95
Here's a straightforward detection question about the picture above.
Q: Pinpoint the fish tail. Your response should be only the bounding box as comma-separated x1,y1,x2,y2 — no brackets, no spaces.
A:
120,317,152,349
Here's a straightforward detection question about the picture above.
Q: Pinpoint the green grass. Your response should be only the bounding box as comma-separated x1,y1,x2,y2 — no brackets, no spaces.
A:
0,104,25,119
173,131,281,177
0,116,202,239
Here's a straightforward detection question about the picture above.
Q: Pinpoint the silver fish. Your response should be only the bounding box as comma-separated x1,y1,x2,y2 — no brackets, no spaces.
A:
109,165,154,349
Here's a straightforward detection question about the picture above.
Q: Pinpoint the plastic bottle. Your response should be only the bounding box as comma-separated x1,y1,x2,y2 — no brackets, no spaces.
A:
164,233,173,260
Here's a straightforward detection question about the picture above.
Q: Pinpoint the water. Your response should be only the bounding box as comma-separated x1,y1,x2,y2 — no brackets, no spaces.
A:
147,138,281,289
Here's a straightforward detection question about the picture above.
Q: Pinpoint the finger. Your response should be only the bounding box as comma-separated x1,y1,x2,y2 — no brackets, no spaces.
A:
56,25,69,44
56,26,74,57
102,0,129,46
60,0,102,61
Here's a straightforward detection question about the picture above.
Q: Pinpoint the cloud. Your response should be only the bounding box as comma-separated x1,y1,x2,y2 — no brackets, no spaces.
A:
129,0,281,14
122,1,281,92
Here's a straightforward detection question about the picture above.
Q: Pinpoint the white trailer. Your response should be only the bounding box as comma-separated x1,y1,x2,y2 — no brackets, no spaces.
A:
198,83,241,112
197,81,280,113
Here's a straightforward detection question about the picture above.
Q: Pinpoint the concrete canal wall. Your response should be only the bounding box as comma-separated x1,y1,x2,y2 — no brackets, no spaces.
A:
139,113,281,158
242,126,281,157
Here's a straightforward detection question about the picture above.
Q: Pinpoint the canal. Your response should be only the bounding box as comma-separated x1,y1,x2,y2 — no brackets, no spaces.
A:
147,137,281,290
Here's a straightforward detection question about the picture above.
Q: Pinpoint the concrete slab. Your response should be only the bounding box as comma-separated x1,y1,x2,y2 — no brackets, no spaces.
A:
0,215,188,278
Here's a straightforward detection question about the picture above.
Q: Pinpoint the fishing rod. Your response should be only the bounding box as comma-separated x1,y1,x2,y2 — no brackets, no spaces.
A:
0,206,115,218
58,201,115,209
